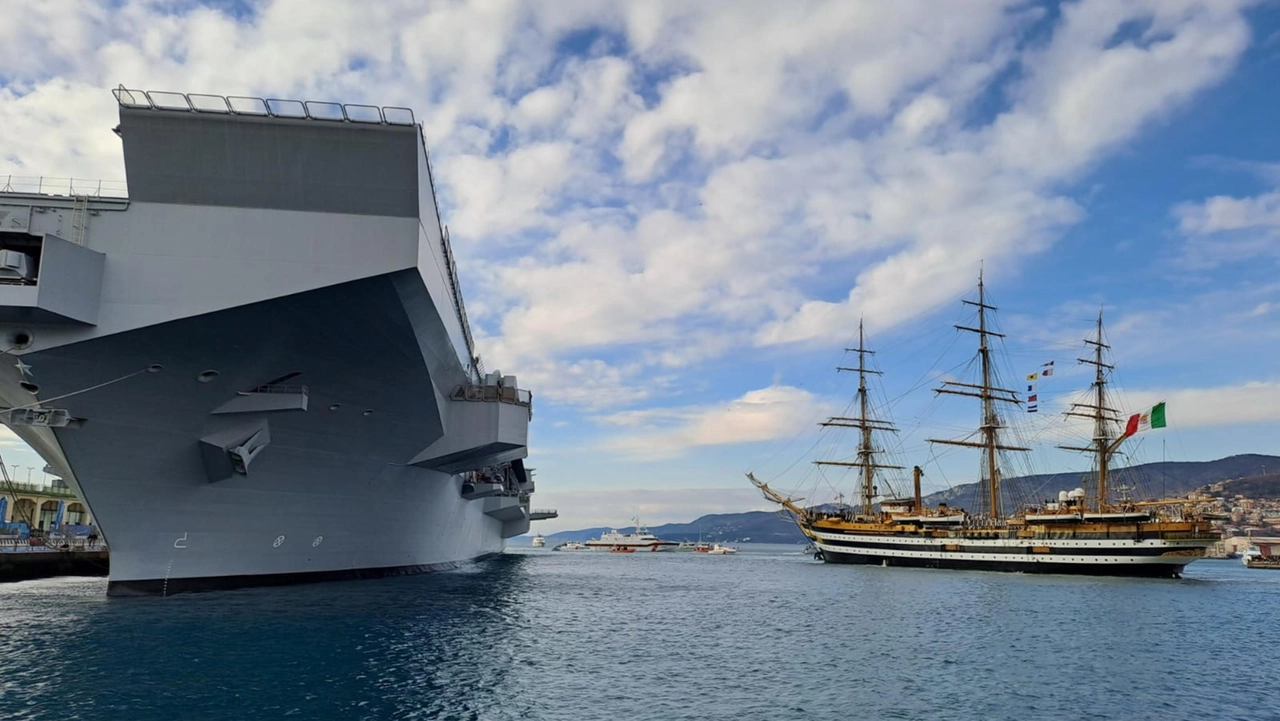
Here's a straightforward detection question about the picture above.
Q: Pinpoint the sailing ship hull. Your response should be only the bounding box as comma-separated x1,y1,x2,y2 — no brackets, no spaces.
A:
812,530,1213,578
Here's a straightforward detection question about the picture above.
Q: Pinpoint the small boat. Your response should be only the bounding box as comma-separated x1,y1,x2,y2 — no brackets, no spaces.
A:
531,534,546,548
552,541,589,551
692,542,713,553
706,544,738,555
1244,545,1280,569
610,546,635,553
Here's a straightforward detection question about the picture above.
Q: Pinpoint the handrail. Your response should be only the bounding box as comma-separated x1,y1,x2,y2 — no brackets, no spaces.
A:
0,481,78,497
0,175,128,199
451,384,533,408
440,225,479,376
112,86,416,126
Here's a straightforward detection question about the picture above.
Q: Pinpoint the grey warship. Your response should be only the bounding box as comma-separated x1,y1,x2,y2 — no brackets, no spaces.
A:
0,88,534,595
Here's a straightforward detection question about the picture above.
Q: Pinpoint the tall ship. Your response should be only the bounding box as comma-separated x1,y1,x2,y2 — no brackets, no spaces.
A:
0,88,536,595
749,274,1219,578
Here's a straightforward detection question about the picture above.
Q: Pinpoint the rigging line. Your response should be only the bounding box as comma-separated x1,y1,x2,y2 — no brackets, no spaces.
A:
838,286,973,355
751,364,857,477
5,366,157,413
749,327,867,474
763,433,830,484
882,333,966,407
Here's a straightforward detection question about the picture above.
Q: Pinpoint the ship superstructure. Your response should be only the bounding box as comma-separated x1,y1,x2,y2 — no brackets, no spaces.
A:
0,88,535,594
749,274,1219,578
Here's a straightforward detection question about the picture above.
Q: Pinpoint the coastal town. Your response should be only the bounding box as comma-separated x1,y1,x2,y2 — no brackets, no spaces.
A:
1199,473,1280,557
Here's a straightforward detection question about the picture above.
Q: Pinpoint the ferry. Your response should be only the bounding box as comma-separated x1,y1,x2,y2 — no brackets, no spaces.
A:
585,519,678,552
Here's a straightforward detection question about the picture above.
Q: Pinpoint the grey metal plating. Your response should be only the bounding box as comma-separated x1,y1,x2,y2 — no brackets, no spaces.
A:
0,90,532,594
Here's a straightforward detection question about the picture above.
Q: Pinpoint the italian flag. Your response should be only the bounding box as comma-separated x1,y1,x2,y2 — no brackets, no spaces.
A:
1123,402,1167,438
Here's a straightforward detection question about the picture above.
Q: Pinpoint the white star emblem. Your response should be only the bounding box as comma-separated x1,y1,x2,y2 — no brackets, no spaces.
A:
14,359,32,377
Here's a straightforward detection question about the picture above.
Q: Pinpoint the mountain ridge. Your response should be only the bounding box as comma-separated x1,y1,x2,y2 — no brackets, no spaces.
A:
533,454,1279,545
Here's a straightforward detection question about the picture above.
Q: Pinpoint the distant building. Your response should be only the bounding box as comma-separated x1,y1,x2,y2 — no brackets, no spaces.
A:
1,481,94,531
1222,535,1280,555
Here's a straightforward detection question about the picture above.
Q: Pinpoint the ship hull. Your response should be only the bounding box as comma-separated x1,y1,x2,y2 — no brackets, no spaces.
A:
0,96,536,596
812,531,1212,578
819,547,1189,578
5,275,516,596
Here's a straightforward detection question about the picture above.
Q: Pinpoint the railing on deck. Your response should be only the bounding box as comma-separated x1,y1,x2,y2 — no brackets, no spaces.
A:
1,481,79,497
439,225,479,379
0,175,128,199
112,87,416,126
452,384,533,408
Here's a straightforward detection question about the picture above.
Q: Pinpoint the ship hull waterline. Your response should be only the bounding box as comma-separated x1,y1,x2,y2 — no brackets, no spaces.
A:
812,535,1211,579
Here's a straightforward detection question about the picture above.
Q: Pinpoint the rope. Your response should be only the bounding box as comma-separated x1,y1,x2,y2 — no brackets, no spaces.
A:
5,366,160,413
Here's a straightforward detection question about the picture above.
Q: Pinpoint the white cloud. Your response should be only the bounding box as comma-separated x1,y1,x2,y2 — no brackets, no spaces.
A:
442,142,575,237
1171,184,1280,270
0,0,1267,437
1125,381,1280,429
530,487,775,534
597,385,830,460
1177,189,1280,235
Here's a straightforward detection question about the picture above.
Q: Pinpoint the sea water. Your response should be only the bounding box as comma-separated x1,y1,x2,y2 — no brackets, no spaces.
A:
1,545,1277,721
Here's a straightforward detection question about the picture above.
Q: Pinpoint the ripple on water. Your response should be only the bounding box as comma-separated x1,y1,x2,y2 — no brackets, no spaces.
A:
0,551,1278,720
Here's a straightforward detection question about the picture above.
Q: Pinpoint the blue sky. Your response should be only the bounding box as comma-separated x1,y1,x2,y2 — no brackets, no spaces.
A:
1,1,1278,531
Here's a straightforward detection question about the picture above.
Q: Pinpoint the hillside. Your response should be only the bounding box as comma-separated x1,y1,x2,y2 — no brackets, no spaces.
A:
541,511,806,545
536,454,1280,544
919,453,1280,512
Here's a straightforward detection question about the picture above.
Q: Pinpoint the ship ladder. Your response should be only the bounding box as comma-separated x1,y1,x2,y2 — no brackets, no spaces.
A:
70,195,89,245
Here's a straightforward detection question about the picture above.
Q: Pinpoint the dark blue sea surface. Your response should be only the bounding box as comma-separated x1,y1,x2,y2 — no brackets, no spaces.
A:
1,545,1278,720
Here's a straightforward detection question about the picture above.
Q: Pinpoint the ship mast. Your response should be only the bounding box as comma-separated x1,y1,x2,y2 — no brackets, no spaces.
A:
927,272,1028,520
1060,311,1124,511
815,320,901,520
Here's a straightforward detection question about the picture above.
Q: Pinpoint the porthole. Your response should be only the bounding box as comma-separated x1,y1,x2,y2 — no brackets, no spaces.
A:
329,403,341,411
19,381,38,394
147,364,164,374
362,409,373,417
6,329,33,349
197,370,219,383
